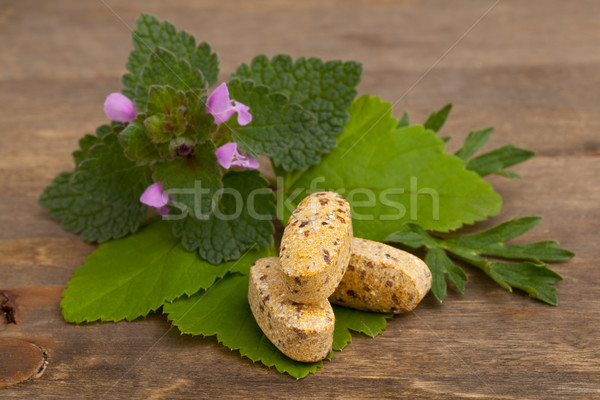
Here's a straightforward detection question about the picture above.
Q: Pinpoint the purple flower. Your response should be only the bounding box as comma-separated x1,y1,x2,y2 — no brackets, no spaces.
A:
206,83,252,126
216,143,260,170
140,182,171,217
104,93,136,123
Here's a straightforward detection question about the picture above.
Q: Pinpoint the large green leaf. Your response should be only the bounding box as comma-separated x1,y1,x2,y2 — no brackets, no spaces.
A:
281,95,503,239
164,273,392,379
233,55,362,171
61,220,275,323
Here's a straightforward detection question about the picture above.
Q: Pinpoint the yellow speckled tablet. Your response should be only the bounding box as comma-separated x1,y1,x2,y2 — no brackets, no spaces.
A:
248,257,335,362
330,238,432,313
280,192,353,303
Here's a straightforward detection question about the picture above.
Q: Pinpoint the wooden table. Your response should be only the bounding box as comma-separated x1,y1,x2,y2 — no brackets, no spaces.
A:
1,0,598,398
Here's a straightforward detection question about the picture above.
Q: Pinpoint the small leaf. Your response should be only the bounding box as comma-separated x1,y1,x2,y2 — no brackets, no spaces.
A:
225,79,318,171
466,144,536,177
424,247,467,302
424,104,452,133
233,55,362,171
135,48,206,110
451,216,542,248
61,220,275,323
123,14,218,102
487,262,562,306
172,171,275,264
454,127,493,163
332,306,391,350
120,119,165,165
397,112,410,128
70,129,152,205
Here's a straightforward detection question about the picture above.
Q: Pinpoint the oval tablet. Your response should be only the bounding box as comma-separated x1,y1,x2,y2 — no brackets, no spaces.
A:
330,238,432,313
280,192,353,303
248,257,335,362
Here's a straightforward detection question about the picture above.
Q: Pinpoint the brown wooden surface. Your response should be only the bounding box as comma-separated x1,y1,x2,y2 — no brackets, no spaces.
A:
1,0,599,398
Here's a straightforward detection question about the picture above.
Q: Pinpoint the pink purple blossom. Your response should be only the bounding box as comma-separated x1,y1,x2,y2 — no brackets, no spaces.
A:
206,83,252,125
140,182,171,217
103,93,136,123
215,142,260,170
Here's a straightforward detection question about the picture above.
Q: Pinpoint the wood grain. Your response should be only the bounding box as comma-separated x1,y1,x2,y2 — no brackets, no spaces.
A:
1,0,599,398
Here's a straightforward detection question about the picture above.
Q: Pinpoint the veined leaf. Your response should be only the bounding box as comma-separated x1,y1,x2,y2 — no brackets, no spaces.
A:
164,273,392,379
61,220,275,323
387,217,574,305
233,55,362,171
281,95,502,239
123,14,218,103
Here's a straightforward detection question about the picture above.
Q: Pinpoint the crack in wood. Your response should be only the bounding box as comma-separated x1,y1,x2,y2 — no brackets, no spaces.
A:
0,291,17,324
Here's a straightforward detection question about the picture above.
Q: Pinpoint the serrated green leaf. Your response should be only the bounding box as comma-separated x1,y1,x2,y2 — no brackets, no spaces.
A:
120,118,164,165
152,141,222,218
425,246,467,302
224,78,318,171
397,112,410,128
123,14,218,102
164,273,323,379
466,144,536,177
39,172,147,243
331,306,391,350
70,129,152,205
41,124,150,243
454,127,494,163
282,95,502,238
134,47,206,110
487,262,562,306
61,220,274,323
387,217,573,305
172,170,275,264
165,274,392,378
424,104,452,132
233,54,362,171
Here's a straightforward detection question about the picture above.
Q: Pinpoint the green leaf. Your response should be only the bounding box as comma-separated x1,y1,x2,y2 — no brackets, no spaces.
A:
397,112,410,128
70,129,152,205
40,124,151,243
331,306,391,351
225,79,318,171
424,104,452,132
233,55,362,171
466,144,536,178
123,14,218,102
165,274,392,378
164,273,323,379
39,172,147,243
172,170,275,264
424,246,467,302
135,47,206,110
487,262,562,306
61,220,275,323
386,217,573,305
281,95,502,238
120,119,165,165
454,127,493,163
152,141,222,218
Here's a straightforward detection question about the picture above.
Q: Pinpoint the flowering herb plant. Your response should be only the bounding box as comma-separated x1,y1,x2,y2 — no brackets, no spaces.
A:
39,14,573,378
